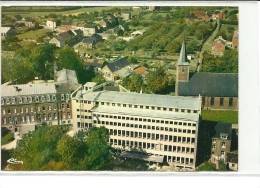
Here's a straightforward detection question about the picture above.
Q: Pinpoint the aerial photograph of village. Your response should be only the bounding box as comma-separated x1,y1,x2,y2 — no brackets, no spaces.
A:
1,6,238,172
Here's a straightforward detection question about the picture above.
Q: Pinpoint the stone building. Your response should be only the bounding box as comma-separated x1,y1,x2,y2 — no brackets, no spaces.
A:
1,69,79,136
210,122,232,167
71,82,201,170
175,41,238,110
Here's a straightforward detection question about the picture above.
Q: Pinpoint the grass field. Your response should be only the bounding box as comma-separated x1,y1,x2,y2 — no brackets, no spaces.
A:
202,110,238,124
17,28,50,41
2,7,124,17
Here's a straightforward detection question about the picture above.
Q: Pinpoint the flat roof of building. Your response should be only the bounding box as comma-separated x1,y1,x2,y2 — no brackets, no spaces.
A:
1,83,57,97
75,90,201,110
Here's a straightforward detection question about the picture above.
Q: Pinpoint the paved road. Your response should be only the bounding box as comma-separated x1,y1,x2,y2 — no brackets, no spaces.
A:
197,19,221,72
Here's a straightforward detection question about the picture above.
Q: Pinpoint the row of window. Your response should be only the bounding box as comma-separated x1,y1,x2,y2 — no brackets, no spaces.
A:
96,121,196,134
203,97,234,107
163,144,195,153
109,139,194,165
2,112,71,125
2,103,70,115
75,100,199,114
2,93,70,105
109,129,196,144
93,113,197,127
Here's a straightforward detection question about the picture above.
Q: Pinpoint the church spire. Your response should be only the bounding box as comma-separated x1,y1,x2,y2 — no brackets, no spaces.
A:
178,40,188,65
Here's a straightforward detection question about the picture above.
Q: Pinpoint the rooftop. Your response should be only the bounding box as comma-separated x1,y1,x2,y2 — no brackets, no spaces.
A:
178,72,238,97
74,90,201,110
1,82,57,97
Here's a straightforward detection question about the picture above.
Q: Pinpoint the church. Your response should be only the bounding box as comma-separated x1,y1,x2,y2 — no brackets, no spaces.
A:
175,41,238,110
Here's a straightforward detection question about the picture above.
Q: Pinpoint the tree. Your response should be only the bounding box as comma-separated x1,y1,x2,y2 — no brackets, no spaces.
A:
12,125,68,170
56,47,94,83
91,73,106,85
80,127,112,170
31,43,55,80
145,67,169,94
122,74,144,92
57,135,84,169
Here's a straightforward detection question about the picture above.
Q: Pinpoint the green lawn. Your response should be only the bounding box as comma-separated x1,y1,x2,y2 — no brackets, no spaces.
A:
17,29,50,41
202,110,238,124
197,161,216,171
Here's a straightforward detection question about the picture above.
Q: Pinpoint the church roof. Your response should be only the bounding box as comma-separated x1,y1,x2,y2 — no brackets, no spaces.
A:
178,40,189,65
178,72,238,97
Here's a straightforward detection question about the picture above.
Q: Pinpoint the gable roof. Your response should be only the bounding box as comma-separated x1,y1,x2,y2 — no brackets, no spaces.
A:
57,31,74,42
82,34,102,45
178,72,238,97
106,57,130,72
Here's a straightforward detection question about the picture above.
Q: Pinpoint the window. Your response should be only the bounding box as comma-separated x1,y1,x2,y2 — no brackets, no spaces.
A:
220,97,224,106
202,97,205,105
229,98,233,107
210,97,215,106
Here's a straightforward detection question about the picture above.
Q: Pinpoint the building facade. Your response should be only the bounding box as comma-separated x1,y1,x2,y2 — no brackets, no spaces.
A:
1,69,79,136
71,82,201,170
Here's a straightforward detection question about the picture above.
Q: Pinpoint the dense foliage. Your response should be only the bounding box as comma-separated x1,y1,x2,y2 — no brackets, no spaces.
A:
201,49,238,73
11,125,113,170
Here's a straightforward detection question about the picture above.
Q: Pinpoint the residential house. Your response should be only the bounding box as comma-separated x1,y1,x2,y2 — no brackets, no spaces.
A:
133,66,148,77
46,20,56,31
84,58,103,72
192,10,210,21
227,151,238,171
24,21,35,29
78,27,96,36
210,122,232,168
211,11,225,20
175,41,238,110
1,27,12,39
211,37,226,56
101,57,131,81
121,13,131,21
49,31,75,48
74,34,103,49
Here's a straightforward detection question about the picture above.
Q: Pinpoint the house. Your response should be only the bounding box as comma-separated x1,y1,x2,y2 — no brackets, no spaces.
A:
74,34,102,49
211,11,225,20
101,57,131,81
55,25,78,33
84,58,103,72
210,122,232,168
49,31,75,48
227,151,238,171
211,37,226,56
121,13,131,21
24,21,35,28
78,27,96,36
46,20,56,31
133,66,148,77
175,40,238,110
1,27,11,39
192,10,209,21
232,30,239,49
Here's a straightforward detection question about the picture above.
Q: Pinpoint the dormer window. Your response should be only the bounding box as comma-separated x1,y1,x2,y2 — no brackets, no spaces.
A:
46,95,50,101
18,97,22,104
6,98,10,104
52,95,56,101
12,97,16,104
61,94,65,101
35,96,39,102
28,97,32,103
1,98,4,105
41,96,45,102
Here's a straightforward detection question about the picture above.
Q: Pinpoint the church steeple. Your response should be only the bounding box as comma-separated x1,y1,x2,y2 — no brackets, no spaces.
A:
175,40,190,96
178,40,188,65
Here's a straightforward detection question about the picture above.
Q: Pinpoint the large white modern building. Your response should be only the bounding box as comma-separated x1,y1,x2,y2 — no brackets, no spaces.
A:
71,82,201,170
